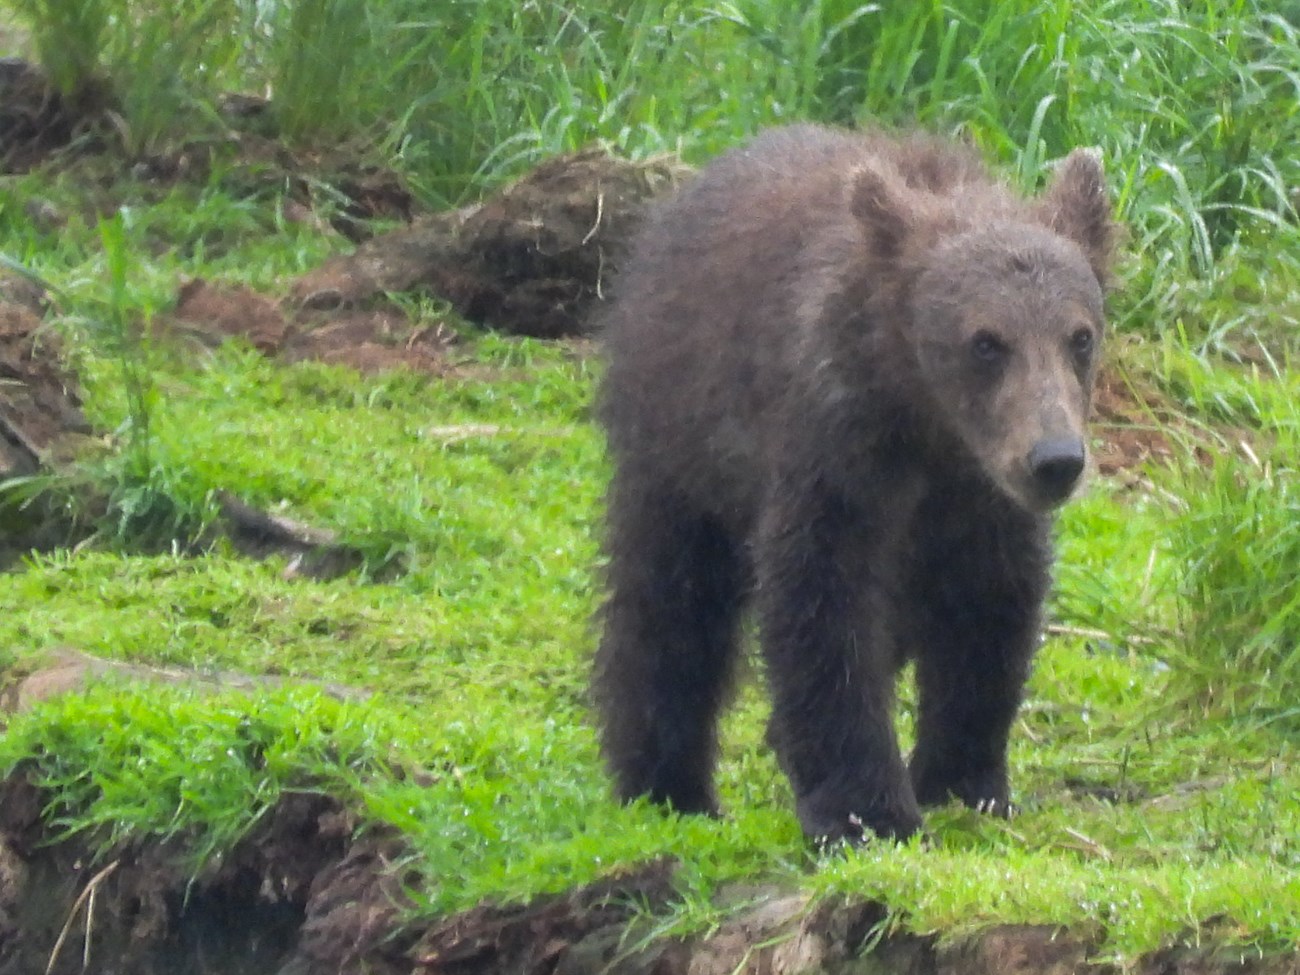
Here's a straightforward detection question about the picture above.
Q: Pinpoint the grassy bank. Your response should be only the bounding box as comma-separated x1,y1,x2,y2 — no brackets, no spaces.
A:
2,0,1299,965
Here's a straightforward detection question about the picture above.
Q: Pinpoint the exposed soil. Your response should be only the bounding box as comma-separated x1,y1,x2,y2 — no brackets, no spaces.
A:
167,279,457,376
1091,365,1178,480
0,57,115,171
1,767,1295,975
0,288,88,475
290,148,688,338
0,287,96,563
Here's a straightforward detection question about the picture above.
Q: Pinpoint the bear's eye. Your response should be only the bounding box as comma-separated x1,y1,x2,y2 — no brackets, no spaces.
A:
1069,327,1094,361
971,331,1009,366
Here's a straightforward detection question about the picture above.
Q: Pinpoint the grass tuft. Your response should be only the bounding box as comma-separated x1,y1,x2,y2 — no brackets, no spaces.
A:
1158,425,1300,728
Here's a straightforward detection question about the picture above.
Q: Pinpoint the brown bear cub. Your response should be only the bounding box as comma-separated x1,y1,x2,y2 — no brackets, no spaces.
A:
592,124,1115,843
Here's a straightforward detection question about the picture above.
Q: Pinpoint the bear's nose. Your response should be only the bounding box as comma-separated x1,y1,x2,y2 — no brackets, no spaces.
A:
1028,437,1085,501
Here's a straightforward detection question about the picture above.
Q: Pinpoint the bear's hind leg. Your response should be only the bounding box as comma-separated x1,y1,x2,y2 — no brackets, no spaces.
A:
594,477,746,815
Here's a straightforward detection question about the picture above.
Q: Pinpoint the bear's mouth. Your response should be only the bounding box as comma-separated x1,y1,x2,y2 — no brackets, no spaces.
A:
1005,465,1087,513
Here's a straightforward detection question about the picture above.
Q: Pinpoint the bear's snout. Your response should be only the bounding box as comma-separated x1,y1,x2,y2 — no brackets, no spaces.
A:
1028,436,1086,502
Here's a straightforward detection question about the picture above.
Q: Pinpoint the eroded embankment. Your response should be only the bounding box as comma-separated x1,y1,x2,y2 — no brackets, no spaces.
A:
2,771,1296,975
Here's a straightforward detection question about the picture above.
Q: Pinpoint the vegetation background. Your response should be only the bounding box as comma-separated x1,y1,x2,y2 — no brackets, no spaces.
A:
1,0,1300,965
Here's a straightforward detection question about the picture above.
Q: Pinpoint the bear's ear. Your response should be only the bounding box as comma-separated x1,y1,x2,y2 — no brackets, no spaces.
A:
1038,148,1115,284
850,167,912,259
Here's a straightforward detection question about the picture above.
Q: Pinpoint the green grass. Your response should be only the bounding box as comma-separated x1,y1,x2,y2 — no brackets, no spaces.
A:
2,0,1300,966
6,2,1298,353
4,328,1300,960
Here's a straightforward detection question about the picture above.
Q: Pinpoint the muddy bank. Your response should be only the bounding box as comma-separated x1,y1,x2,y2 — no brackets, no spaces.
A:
0,773,411,975
1,772,1294,975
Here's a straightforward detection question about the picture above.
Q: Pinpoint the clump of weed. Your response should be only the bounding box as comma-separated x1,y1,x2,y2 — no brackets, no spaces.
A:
71,216,211,545
9,0,107,99
10,0,243,154
1157,427,1300,728
2,213,216,551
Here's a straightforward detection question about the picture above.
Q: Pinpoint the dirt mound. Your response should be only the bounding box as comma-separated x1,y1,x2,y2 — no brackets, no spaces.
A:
0,290,95,565
0,294,89,480
170,279,289,353
291,149,690,338
0,58,114,172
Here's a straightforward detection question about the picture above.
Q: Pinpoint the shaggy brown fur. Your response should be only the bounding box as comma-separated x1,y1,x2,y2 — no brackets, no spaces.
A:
592,124,1116,842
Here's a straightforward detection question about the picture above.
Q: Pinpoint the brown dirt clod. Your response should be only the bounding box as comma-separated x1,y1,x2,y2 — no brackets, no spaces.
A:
291,148,690,338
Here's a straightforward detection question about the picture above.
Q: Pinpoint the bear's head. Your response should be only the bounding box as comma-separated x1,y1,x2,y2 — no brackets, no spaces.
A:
852,150,1115,514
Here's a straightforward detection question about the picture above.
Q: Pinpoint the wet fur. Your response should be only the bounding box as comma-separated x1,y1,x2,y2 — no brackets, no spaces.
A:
592,124,1116,842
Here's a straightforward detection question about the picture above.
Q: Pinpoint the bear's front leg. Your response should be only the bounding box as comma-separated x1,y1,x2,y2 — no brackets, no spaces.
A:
906,506,1051,816
756,484,922,844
